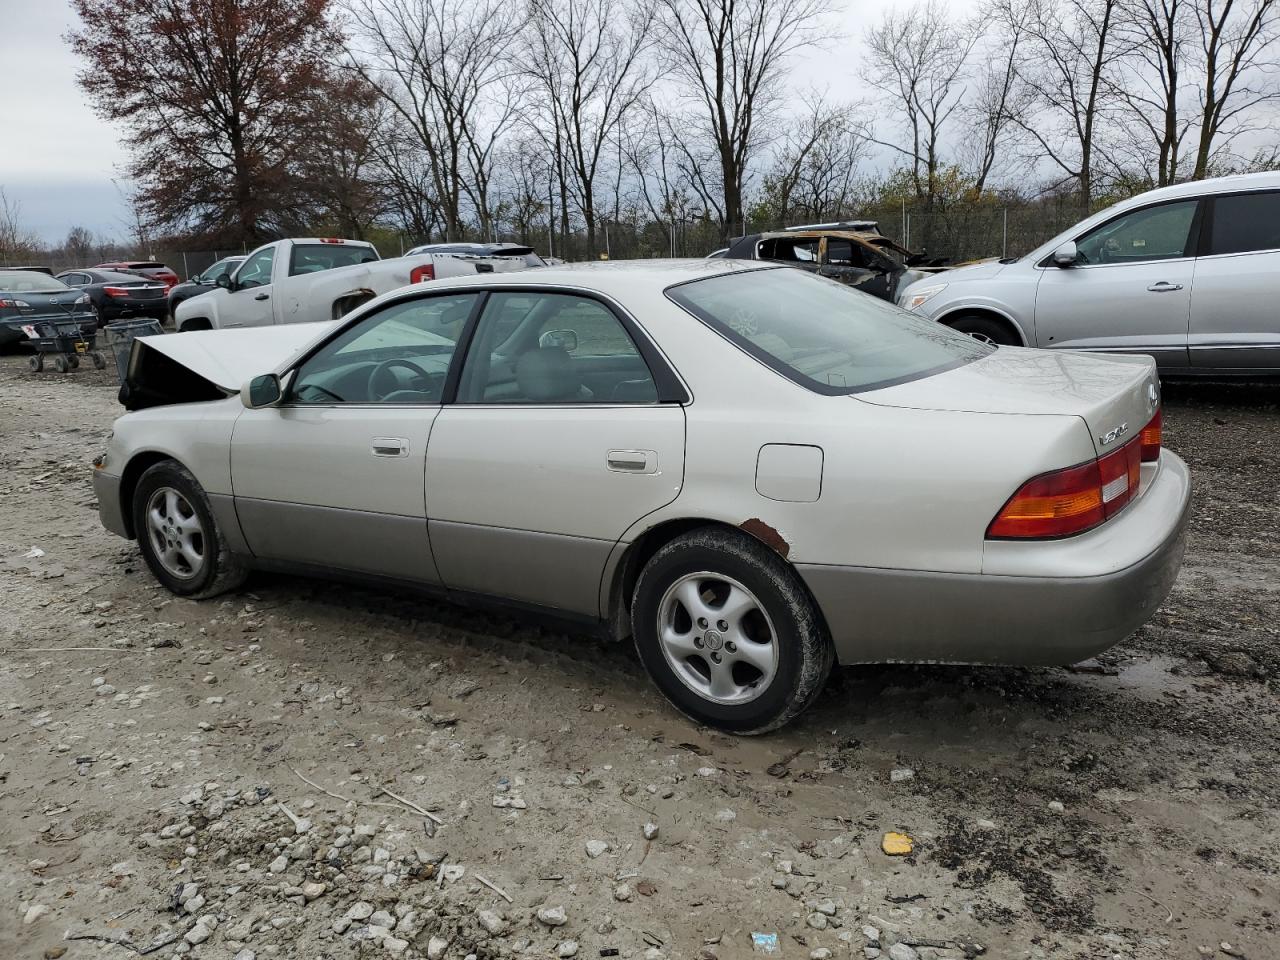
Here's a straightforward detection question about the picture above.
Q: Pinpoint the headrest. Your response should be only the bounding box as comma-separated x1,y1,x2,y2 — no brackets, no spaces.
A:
516,346,579,402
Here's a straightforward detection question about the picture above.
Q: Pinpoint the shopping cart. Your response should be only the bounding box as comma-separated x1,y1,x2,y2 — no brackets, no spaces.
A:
23,318,106,374
101,318,166,383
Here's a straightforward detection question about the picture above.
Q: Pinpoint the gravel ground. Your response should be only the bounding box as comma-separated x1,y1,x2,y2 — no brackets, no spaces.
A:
1,354,1276,960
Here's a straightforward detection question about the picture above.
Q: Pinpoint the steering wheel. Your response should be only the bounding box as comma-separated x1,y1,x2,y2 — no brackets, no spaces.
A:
367,358,436,401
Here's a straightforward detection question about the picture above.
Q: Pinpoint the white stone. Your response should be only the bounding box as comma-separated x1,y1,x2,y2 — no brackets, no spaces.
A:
537,905,568,927
346,901,375,920
477,909,507,935
268,854,289,873
887,944,918,960
642,822,659,840
890,768,915,783
426,936,450,959
22,904,49,925
557,942,580,958
585,839,610,859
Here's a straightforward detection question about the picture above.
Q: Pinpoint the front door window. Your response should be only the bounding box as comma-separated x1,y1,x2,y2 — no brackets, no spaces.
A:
1075,201,1199,265
290,293,479,404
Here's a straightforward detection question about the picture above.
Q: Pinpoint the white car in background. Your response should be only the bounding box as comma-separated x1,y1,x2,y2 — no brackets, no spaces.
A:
96,262,1190,733
897,171,1280,375
174,237,534,333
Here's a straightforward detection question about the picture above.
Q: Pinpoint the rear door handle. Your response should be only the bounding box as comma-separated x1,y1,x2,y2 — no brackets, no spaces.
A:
254,292,270,301
372,437,409,457
607,449,657,474
1147,282,1183,292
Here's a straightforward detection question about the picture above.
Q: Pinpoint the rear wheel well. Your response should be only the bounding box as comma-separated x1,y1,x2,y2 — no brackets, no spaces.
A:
939,309,1025,346
332,290,376,320
117,452,178,539
607,518,792,639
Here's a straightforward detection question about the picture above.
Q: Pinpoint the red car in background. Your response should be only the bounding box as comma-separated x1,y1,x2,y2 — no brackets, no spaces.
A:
94,261,181,291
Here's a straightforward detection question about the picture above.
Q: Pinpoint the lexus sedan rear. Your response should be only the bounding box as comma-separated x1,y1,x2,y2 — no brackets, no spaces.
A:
92,261,1190,733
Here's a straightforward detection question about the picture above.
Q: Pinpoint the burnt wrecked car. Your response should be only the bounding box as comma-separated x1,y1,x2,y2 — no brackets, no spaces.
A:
709,227,950,302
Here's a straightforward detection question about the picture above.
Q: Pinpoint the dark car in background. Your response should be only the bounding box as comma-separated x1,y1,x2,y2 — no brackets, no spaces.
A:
0,269,96,349
94,260,181,291
166,255,245,322
57,269,168,325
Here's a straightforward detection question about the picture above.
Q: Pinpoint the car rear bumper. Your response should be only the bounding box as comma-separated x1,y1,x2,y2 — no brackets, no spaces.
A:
94,469,129,538
798,451,1192,666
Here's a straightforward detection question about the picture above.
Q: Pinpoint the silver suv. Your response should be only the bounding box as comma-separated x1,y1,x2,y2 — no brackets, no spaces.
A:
897,172,1280,375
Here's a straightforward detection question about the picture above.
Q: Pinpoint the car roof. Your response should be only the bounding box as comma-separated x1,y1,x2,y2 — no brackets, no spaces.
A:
420,258,771,296
1115,170,1280,205
67,269,161,283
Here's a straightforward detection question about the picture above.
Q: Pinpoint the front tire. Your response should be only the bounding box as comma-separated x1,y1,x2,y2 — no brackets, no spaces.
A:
131,461,247,598
946,313,1020,346
631,528,833,734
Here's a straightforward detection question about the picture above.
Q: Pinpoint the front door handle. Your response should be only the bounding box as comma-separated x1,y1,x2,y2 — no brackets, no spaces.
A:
372,437,409,457
1147,281,1183,293
607,449,657,474
254,292,270,301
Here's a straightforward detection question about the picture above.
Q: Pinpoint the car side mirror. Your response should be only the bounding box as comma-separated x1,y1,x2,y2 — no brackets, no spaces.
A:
1052,241,1079,267
539,329,578,352
241,373,282,409
216,273,232,289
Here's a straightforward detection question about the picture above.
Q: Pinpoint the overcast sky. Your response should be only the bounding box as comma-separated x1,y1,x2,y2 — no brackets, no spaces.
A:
0,0,941,245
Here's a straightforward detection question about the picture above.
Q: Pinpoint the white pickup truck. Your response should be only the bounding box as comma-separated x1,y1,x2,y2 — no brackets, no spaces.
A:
173,237,537,332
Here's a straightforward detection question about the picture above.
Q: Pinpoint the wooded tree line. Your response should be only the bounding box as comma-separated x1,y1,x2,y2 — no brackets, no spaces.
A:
57,0,1280,261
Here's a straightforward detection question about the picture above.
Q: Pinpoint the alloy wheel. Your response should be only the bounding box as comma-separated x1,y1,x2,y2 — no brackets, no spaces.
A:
656,572,778,705
145,486,206,580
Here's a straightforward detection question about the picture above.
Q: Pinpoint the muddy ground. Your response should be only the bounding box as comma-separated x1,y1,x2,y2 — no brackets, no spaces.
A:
0,354,1276,960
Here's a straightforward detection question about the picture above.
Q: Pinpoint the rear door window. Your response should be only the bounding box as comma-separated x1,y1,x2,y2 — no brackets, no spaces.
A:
289,243,379,276
757,237,819,263
1207,191,1280,255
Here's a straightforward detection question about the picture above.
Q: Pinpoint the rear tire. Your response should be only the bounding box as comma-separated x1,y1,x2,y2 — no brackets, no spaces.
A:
27,355,43,372
52,356,69,373
946,313,1020,346
91,352,107,370
131,461,248,599
631,528,833,734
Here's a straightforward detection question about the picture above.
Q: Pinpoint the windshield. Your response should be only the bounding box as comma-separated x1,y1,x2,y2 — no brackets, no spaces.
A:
0,271,70,293
666,267,991,394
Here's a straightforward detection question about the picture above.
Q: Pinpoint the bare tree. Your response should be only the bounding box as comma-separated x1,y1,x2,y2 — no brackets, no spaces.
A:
1013,0,1125,209
863,0,978,213
1114,0,1194,185
0,189,43,264
346,0,526,239
1190,0,1280,177
624,99,703,255
655,0,832,240
964,0,1031,193
524,0,655,257
757,95,868,225
63,226,97,263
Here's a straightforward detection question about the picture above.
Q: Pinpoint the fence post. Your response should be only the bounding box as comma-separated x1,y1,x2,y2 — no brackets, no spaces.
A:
1002,208,1008,259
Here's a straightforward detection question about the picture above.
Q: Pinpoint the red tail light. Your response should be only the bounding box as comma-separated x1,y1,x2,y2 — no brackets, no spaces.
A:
103,286,132,298
988,410,1160,539
1140,407,1162,462
410,264,435,284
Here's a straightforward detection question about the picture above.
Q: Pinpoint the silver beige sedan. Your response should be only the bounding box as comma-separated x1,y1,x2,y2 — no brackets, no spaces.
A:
94,261,1191,733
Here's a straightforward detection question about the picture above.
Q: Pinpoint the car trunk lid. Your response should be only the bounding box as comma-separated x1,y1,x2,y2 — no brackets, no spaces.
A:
857,346,1160,458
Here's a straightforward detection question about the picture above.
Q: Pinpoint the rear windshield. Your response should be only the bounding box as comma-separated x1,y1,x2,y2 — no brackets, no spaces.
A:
666,267,991,394
289,243,379,276
0,270,70,293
